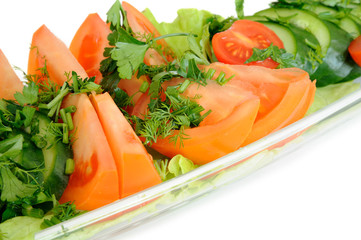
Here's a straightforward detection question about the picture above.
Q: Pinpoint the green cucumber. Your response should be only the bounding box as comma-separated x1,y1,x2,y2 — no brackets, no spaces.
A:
261,21,297,55
287,26,321,75
302,4,361,39
244,16,321,75
255,8,331,56
37,113,72,199
339,17,361,39
310,20,356,87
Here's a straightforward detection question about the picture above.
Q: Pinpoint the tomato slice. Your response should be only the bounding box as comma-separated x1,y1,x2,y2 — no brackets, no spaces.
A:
59,93,119,211
90,92,161,198
69,13,111,84
149,78,260,165
28,25,88,85
201,62,315,146
122,1,171,65
0,50,24,100
348,35,361,67
212,20,284,68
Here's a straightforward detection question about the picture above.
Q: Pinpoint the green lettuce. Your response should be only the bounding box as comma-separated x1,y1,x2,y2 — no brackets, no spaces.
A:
307,81,360,115
143,8,221,59
0,215,52,240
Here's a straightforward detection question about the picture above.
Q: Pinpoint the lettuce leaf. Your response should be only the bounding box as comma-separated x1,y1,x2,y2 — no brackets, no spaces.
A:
143,8,221,59
307,81,361,115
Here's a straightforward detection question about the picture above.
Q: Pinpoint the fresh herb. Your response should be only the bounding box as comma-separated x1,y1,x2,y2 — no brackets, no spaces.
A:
0,60,100,223
41,200,84,229
101,0,232,147
245,43,298,68
235,0,245,19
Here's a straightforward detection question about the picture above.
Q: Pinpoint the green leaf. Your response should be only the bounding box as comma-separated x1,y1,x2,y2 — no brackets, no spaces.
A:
0,134,23,160
111,42,149,79
143,8,219,59
0,118,12,135
168,154,198,178
235,0,245,19
307,81,361,115
187,35,209,64
106,0,122,30
245,44,298,68
13,82,39,106
0,167,38,202
22,107,36,128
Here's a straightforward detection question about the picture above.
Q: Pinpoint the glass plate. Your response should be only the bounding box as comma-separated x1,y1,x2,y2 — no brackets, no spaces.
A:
35,87,361,239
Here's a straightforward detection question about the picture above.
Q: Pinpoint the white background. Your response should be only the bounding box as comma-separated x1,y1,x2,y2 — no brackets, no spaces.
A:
0,1,361,239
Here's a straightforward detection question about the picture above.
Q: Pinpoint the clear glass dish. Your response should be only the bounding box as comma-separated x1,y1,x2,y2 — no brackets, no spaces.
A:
34,86,361,240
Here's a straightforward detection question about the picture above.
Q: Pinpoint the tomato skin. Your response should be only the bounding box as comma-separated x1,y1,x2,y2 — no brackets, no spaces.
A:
59,93,120,211
212,20,284,68
28,25,88,85
149,78,260,165
0,50,24,100
70,13,111,84
200,62,315,146
90,92,161,198
348,35,361,67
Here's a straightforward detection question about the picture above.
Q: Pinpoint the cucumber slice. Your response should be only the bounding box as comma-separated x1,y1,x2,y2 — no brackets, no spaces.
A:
37,113,72,199
339,17,361,39
311,21,355,87
255,8,330,56
302,4,361,39
261,21,297,55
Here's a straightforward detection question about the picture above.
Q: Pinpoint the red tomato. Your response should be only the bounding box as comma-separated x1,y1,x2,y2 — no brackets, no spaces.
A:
0,50,24,100
28,25,88,85
60,93,120,211
348,35,361,67
90,92,161,198
201,62,315,146
149,78,260,165
69,13,111,84
212,20,284,68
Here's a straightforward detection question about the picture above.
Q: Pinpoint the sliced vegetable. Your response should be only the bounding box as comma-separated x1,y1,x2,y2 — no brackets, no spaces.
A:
150,78,260,165
27,25,88,85
90,92,161,198
70,13,111,84
255,8,330,56
0,50,24,100
212,19,284,68
201,62,315,146
59,93,120,211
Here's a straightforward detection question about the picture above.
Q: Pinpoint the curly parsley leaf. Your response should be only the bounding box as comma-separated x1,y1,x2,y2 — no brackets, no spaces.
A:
0,167,38,202
111,42,150,79
13,82,39,106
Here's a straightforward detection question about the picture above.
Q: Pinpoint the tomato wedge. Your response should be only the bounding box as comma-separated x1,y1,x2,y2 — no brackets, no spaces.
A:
212,20,284,68
201,62,315,146
150,79,260,165
28,25,88,85
348,35,361,67
69,13,111,84
0,49,24,100
59,93,119,211
90,92,161,198
122,1,171,65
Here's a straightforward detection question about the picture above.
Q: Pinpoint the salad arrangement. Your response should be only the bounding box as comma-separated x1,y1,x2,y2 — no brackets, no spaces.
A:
1,0,361,239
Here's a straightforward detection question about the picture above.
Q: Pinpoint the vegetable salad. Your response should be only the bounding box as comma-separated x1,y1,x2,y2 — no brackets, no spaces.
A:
0,0,361,239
